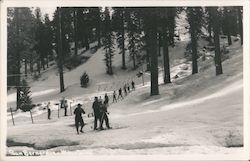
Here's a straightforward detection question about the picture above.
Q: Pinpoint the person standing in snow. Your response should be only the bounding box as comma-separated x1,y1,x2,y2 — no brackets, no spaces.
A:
100,100,111,130
60,97,65,109
131,80,135,91
127,83,130,93
118,88,123,100
123,84,127,96
92,97,101,130
47,102,51,120
112,91,117,103
64,99,68,116
74,103,85,134
104,93,109,106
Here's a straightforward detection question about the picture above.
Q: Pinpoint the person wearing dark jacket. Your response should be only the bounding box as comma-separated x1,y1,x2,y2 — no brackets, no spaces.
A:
118,88,123,100
74,103,85,134
123,84,127,96
112,91,117,103
92,97,100,130
131,80,135,90
100,102,111,130
104,93,109,106
47,102,51,120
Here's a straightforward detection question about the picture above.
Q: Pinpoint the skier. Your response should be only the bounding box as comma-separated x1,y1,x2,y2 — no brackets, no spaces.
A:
131,80,135,91
73,103,85,134
127,83,130,93
64,99,68,116
92,97,101,130
47,102,51,120
104,93,109,106
112,91,117,103
123,84,127,96
60,97,65,109
118,88,123,100
100,100,111,130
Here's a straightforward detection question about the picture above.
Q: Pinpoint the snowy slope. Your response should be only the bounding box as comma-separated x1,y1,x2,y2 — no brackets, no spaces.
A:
6,36,243,155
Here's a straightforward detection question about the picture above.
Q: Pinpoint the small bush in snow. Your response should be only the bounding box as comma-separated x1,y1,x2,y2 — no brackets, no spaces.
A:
80,72,89,88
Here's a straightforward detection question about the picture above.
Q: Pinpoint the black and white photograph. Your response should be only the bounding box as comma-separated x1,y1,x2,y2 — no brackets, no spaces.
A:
0,0,249,160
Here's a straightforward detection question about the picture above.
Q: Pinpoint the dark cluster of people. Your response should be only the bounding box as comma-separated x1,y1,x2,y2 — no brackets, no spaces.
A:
112,80,135,103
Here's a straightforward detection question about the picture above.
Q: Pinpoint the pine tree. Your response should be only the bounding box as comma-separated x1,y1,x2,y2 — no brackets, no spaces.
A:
204,7,213,44
56,7,65,92
127,9,143,70
43,14,53,67
144,8,159,96
211,7,223,75
237,6,243,45
222,7,234,46
103,8,115,75
186,7,203,74
113,7,127,69
19,79,33,112
7,7,36,109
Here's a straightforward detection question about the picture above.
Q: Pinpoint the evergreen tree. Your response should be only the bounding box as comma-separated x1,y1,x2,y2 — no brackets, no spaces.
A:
103,8,115,75
7,7,36,109
113,7,127,69
143,8,159,95
56,7,65,92
204,7,213,44
167,8,177,47
186,7,203,74
211,7,223,75
43,14,53,67
159,8,172,84
19,79,33,112
223,7,232,46
237,6,243,45
127,9,143,70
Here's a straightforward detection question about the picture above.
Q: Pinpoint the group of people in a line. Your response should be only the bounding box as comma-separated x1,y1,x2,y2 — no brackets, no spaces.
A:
46,80,136,134
112,80,135,103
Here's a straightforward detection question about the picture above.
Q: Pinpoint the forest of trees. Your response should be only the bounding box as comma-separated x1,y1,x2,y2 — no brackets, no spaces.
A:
7,7,243,110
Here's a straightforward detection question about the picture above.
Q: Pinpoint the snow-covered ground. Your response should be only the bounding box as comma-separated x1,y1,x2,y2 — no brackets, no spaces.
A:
6,34,243,156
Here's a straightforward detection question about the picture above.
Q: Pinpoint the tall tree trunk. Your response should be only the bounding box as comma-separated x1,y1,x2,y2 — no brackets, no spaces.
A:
74,9,78,55
225,9,232,46
212,8,223,75
109,49,113,74
97,16,101,47
85,32,90,50
163,30,171,84
237,7,243,45
190,22,198,74
227,32,232,46
132,51,136,70
121,11,126,70
24,58,28,77
41,57,45,70
145,32,151,71
208,23,212,43
158,32,162,56
46,55,49,68
150,19,159,96
30,60,33,75
15,8,21,110
37,59,41,74
57,7,65,92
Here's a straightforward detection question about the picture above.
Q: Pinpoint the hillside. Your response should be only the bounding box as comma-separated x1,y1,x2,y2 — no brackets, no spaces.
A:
6,34,243,155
